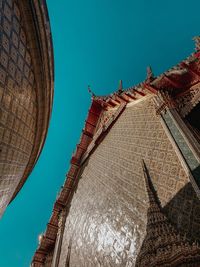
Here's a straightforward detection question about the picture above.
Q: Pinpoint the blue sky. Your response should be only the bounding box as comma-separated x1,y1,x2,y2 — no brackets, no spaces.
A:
0,0,200,266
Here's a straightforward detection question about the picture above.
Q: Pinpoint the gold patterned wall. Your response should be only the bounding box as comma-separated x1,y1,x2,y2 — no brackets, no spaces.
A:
0,0,53,216
57,99,200,267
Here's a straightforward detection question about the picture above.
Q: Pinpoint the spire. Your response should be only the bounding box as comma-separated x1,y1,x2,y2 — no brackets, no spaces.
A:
135,160,200,267
118,80,123,94
88,85,95,98
141,160,161,209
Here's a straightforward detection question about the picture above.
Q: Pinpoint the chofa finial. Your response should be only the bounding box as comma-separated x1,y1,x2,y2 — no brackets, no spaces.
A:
88,85,95,97
193,36,200,51
118,80,123,93
146,66,154,83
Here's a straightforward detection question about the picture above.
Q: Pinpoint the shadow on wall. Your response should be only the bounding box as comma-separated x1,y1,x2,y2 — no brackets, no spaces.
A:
193,165,200,187
163,179,200,242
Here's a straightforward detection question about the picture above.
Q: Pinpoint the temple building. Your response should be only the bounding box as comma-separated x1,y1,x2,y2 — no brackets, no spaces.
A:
32,38,200,266
0,0,54,216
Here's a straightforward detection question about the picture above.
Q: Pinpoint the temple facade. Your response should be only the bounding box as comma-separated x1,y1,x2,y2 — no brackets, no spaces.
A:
0,0,54,216
32,39,200,266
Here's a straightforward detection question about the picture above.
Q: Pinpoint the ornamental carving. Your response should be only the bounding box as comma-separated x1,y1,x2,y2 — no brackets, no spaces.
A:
175,86,200,118
135,161,200,267
154,90,175,115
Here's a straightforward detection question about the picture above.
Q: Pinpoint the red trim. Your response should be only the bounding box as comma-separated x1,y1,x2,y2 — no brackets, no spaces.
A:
43,236,55,243
133,89,146,96
98,99,114,108
77,144,87,151
194,51,200,59
89,110,100,117
115,95,127,103
70,157,80,166
125,92,137,100
163,74,181,88
35,250,48,256
53,202,64,211
180,62,200,78
32,259,45,264
109,98,120,106
82,129,93,138
120,93,132,102
85,120,96,127
143,83,158,94
47,223,58,230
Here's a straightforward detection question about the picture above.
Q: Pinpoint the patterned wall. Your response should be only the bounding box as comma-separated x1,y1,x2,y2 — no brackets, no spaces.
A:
0,0,37,215
57,98,200,267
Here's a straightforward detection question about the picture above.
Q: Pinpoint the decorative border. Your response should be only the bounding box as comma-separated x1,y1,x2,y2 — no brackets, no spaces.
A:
176,84,200,117
160,108,200,198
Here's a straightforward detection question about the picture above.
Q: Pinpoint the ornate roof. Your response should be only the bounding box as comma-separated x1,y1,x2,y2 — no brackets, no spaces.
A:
93,38,200,111
135,161,200,267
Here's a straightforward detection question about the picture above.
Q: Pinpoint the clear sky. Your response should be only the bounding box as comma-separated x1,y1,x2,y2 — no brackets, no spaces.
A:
0,0,200,266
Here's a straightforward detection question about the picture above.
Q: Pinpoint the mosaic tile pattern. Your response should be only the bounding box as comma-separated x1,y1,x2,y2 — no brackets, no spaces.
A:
57,99,200,267
0,0,37,215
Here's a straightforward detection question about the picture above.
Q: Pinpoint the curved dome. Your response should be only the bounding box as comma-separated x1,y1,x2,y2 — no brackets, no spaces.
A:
0,0,54,216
